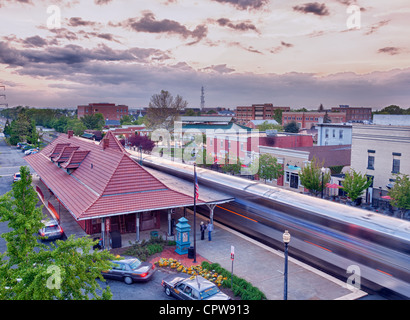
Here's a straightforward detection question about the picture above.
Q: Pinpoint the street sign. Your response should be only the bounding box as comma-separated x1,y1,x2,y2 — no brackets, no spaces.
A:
231,245,234,260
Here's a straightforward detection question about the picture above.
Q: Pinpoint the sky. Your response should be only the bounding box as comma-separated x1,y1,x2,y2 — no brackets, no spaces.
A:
0,0,409,110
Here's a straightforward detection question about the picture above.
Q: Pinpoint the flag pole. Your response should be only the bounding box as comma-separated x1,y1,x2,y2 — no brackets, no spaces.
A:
193,162,197,263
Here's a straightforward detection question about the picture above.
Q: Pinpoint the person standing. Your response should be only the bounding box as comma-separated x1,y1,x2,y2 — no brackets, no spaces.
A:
200,221,206,240
207,220,213,241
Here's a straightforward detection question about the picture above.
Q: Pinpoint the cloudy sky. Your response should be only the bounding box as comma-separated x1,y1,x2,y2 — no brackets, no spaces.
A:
0,0,409,110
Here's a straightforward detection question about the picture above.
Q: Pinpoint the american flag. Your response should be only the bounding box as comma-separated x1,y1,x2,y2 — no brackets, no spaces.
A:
194,166,199,200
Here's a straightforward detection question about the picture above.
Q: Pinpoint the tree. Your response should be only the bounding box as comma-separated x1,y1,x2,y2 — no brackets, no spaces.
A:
127,134,155,153
145,90,187,130
256,121,282,132
0,166,114,300
284,121,299,133
120,115,133,125
388,174,410,218
341,169,372,203
81,113,105,131
222,156,242,175
257,154,284,183
299,157,331,196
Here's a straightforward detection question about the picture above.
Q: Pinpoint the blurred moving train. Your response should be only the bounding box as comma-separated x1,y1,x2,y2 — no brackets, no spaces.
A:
138,154,410,298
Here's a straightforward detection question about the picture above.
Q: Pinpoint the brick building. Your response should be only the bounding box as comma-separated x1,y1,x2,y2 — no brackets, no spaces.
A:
206,130,313,165
77,103,129,121
235,104,290,124
330,105,372,122
282,111,346,129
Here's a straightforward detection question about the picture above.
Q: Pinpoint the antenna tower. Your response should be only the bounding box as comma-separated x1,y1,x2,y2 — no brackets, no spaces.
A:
200,86,205,110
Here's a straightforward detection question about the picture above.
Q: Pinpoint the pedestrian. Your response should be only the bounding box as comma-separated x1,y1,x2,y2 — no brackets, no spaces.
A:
200,221,206,240
207,220,213,241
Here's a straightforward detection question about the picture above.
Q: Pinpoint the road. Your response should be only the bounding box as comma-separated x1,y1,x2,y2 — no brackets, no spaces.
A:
0,137,174,300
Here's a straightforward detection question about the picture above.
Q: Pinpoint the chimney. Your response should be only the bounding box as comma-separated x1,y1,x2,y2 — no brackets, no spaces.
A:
67,130,73,139
102,138,109,150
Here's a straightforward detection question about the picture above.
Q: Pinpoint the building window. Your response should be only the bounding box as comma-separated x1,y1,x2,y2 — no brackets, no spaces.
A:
332,129,336,138
392,159,400,173
339,130,343,139
367,155,375,170
325,129,329,138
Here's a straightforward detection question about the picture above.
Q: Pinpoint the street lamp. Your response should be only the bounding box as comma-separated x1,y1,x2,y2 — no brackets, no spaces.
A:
321,167,326,199
283,230,291,300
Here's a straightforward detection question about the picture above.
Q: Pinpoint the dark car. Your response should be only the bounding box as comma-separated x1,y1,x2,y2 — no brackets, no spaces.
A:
161,274,231,300
39,219,64,241
102,258,156,284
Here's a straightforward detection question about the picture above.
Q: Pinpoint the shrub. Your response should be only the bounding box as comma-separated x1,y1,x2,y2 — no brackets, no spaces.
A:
123,237,167,261
200,261,266,300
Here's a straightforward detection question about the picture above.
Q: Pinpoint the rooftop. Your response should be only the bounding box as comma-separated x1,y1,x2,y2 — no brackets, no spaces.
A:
25,131,218,221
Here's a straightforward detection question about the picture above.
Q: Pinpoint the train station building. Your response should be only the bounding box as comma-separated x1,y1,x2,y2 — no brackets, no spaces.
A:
25,130,233,248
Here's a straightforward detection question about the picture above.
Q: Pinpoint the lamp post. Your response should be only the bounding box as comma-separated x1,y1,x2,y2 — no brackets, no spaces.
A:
283,230,291,300
321,167,326,199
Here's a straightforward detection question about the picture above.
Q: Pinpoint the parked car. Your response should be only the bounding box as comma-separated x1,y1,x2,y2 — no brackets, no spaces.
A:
102,258,156,284
13,172,21,182
161,274,231,300
25,148,38,155
21,145,34,152
17,142,27,149
39,219,64,241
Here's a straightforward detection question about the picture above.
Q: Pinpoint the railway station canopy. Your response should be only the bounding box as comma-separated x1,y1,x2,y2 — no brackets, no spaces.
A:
25,131,233,223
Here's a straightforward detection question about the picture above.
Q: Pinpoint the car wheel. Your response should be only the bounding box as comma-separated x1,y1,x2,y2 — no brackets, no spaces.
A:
123,276,133,285
165,287,171,296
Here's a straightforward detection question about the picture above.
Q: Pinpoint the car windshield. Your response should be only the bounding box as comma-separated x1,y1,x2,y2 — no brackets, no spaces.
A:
45,225,59,232
199,286,220,299
129,259,142,270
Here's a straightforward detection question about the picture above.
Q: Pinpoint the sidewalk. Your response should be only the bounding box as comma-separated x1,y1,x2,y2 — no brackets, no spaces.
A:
157,210,367,300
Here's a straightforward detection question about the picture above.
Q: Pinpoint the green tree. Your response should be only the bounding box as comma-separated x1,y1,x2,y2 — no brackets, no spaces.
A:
81,113,105,131
66,118,87,136
257,154,284,183
341,169,372,203
8,111,32,145
283,121,299,133
0,166,114,300
299,157,331,196
273,109,283,124
222,156,242,175
120,115,133,125
256,121,282,132
388,174,410,218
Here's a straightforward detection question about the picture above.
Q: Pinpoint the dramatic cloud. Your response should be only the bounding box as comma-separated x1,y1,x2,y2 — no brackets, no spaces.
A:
365,20,390,35
94,0,112,5
270,41,294,54
215,18,259,33
67,17,98,27
0,41,170,68
201,64,235,74
118,11,208,43
22,35,50,48
377,47,403,56
293,2,330,16
211,0,269,10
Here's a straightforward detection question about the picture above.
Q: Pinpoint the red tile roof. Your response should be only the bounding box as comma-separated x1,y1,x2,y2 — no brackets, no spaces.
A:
25,132,203,221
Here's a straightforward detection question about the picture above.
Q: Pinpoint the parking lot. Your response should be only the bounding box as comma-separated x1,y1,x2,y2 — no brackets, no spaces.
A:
0,137,177,300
